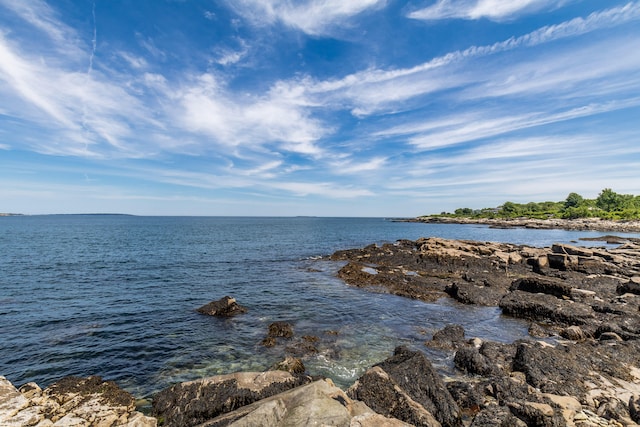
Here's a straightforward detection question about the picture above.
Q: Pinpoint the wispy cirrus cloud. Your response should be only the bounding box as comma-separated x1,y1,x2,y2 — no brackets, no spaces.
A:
225,0,387,35
408,0,567,21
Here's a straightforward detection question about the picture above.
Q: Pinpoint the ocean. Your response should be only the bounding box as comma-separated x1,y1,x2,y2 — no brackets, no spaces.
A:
1,215,638,399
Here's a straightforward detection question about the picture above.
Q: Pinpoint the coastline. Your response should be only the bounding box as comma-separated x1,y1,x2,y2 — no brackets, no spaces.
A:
401,216,640,233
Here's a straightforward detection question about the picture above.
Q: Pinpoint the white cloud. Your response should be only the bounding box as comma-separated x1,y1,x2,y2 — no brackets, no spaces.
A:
227,0,386,35
408,0,562,21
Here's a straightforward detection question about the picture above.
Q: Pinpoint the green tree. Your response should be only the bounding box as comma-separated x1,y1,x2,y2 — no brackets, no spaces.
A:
596,188,622,212
564,192,584,209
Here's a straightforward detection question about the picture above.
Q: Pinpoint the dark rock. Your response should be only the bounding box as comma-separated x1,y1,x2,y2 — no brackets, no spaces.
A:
152,371,312,427
507,400,565,427
598,331,623,341
470,405,526,427
499,290,594,325
267,321,293,339
446,381,483,417
446,282,509,306
528,323,552,338
617,280,640,295
427,324,466,350
196,296,248,317
512,342,587,399
261,336,276,347
509,277,572,299
47,375,135,408
348,346,462,427
630,394,640,423
559,325,587,341
454,347,496,376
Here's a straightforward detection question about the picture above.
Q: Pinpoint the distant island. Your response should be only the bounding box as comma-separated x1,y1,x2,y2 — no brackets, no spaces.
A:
0,213,24,217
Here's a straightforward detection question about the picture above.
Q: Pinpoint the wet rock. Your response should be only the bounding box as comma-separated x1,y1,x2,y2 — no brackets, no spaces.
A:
427,324,466,350
196,296,248,316
152,371,312,426
272,356,305,375
267,321,294,339
617,279,640,296
348,346,462,427
202,379,410,427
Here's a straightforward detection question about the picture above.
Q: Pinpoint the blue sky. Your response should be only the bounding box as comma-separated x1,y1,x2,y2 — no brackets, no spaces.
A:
1,0,639,216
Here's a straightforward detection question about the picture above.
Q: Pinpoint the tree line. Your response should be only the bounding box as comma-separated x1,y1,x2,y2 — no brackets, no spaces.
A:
438,189,640,220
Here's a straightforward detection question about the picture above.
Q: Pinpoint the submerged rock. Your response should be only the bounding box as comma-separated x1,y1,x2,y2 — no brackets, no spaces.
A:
196,296,248,317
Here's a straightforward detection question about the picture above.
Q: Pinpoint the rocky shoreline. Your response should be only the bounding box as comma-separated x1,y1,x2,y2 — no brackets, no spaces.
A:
401,216,640,234
2,235,640,426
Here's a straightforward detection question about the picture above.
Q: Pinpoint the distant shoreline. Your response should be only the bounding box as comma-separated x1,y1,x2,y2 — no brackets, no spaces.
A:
398,216,640,233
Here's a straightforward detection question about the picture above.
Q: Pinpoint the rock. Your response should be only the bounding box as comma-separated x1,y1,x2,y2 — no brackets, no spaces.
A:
560,325,587,341
446,282,509,306
512,342,588,399
510,277,573,299
507,401,565,427
152,371,312,426
598,331,623,341
427,324,466,350
267,321,294,339
617,280,640,296
196,296,248,316
200,379,410,427
629,395,640,423
470,404,527,427
0,375,156,427
272,356,305,375
499,290,594,325
454,347,496,376
348,366,443,427
552,243,594,258
348,346,462,427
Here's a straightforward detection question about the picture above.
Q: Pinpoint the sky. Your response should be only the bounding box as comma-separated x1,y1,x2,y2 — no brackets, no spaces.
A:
1,0,639,216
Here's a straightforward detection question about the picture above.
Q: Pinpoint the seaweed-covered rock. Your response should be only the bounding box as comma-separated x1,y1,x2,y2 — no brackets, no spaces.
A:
348,346,462,427
152,371,312,426
196,296,248,316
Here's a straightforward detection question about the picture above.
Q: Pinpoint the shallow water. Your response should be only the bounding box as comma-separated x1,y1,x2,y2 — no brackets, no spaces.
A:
1,215,638,397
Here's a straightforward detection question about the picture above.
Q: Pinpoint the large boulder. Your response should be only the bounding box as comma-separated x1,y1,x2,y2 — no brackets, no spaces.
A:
152,371,312,426
348,346,462,427
201,379,412,427
196,296,247,316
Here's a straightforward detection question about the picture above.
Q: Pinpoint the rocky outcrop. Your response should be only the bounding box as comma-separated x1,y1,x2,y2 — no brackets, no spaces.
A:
196,296,248,316
348,346,462,427
152,371,312,426
332,236,640,427
0,375,156,427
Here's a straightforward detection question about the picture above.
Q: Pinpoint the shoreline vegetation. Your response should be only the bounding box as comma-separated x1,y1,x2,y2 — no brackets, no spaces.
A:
402,188,640,233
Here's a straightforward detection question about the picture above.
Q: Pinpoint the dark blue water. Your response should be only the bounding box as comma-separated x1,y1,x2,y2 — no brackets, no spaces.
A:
1,216,637,398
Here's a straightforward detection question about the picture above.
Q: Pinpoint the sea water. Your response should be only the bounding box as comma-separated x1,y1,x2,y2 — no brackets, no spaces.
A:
1,215,638,398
